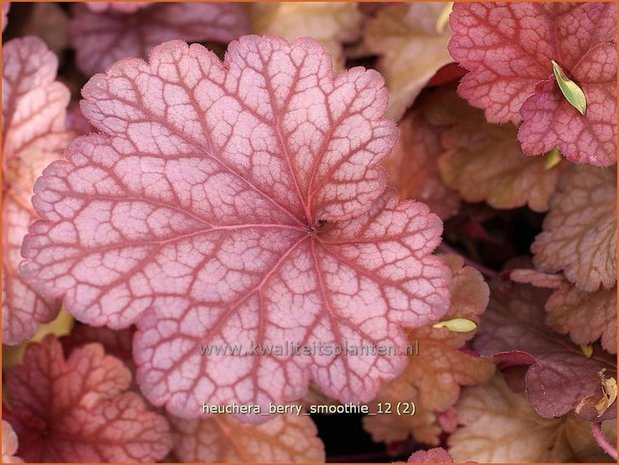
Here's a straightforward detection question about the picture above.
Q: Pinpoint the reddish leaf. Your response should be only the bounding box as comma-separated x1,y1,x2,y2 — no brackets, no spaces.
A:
171,415,325,462
2,37,72,345
408,447,454,463
4,336,172,462
69,3,250,75
23,38,450,420
476,279,616,421
449,3,617,166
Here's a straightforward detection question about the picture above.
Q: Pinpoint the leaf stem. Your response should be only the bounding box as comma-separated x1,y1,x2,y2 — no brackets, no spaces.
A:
438,243,498,279
592,421,617,460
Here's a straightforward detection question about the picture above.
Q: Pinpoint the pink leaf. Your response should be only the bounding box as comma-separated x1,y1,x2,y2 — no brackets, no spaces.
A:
2,37,72,345
3,335,172,462
22,38,450,420
449,3,616,166
69,3,250,76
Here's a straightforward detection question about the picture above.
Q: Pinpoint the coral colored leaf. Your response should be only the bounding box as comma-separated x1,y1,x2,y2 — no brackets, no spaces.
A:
250,3,362,70
382,106,460,220
519,44,616,166
23,38,450,420
511,269,616,355
2,421,23,464
69,3,250,75
3,336,172,462
2,37,72,345
364,255,493,444
365,3,453,120
408,447,454,463
433,90,567,213
171,415,325,462
449,374,616,462
532,166,616,292
476,279,617,421
449,2,617,166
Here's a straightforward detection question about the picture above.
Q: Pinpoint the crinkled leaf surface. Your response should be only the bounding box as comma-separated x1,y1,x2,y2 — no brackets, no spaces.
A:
434,90,566,212
2,421,23,464
250,3,362,70
532,165,616,292
171,414,324,462
382,106,460,220
364,255,493,443
3,336,172,462
2,37,71,345
449,2,617,166
69,3,250,75
23,38,450,420
476,279,616,421
365,3,453,120
449,374,616,462
511,268,617,355
408,447,454,463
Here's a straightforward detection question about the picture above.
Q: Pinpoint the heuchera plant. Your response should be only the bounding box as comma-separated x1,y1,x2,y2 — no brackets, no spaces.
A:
21,36,450,420
3,2,617,463
449,2,617,166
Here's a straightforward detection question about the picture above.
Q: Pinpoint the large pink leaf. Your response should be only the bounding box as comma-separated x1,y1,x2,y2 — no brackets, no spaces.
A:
69,3,250,76
22,38,450,420
2,37,72,345
449,3,616,166
3,335,172,462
